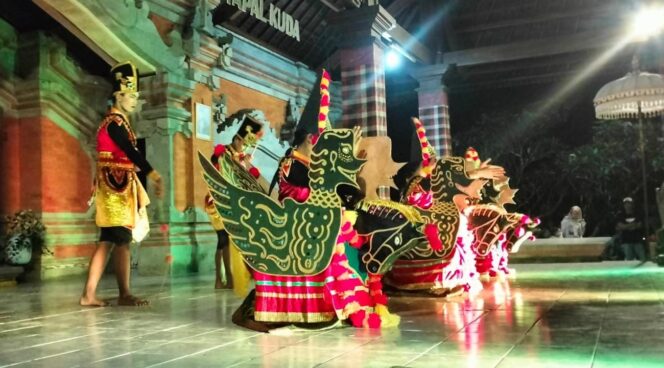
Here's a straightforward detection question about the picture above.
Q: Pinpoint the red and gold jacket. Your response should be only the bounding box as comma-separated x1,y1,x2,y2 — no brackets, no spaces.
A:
95,108,152,228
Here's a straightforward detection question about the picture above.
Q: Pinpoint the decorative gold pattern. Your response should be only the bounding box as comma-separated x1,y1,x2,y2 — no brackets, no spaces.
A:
256,292,325,299
358,199,423,223
94,112,144,229
95,169,137,228
199,129,365,276
205,197,225,231
399,157,472,261
254,311,336,323
467,205,504,256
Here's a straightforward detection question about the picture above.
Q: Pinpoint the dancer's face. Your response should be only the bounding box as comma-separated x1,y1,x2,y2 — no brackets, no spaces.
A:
115,92,139,114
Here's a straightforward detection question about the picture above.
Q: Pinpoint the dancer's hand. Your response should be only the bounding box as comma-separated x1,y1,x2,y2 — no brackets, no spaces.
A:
468,160,505,180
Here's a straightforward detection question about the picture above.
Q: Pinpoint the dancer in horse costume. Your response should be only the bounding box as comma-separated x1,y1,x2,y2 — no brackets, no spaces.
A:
200,70,434,330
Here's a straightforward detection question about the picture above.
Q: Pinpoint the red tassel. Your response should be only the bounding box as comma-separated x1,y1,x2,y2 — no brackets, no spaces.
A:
367,313,382,328
373,294,388,306
213,144,225,156
349,234,365,248
424,223,443,251
349,310,366,327
321,70,331,84
249,167,260,178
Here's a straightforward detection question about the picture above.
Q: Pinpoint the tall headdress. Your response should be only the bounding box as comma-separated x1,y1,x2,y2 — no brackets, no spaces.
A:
110,61,139,94
464,147,481,170
298,69,332,144
235,114,264,147
317,69,331,134
411,117,436,177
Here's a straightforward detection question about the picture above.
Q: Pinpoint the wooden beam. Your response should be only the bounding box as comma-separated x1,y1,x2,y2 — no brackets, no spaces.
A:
315,46,340,70
442,30,623,67
33,0,156,72
450,67,628,91
453,0,557,23
263,0,301,46
290,6,329,59
319,0,342,12
454,5,620,35
399,5,420,30
255,0,290,39
273,1,317,51
386,0,412,19
386,24,432,64
459,51,600,76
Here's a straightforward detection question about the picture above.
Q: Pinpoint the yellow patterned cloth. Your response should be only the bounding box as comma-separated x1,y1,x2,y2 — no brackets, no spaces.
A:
205,194,225,231
95,168,149,230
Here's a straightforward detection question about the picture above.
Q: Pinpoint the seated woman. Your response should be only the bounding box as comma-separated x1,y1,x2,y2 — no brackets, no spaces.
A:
561,206,586,238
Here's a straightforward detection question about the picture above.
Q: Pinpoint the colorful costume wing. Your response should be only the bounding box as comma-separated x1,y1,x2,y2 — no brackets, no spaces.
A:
217,152,265,194
199,152,340,276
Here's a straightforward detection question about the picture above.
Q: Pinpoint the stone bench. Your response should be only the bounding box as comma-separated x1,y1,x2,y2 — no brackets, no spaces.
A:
510,237,611,263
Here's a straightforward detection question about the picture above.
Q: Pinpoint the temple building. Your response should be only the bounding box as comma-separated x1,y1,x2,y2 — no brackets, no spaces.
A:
1,1,663,367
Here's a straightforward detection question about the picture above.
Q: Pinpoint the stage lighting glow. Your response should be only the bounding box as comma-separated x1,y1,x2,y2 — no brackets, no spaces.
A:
631,6,664,41
385,50,401,69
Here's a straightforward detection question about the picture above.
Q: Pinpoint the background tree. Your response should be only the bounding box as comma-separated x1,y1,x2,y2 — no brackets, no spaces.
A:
454,104,664,237
564,121,664,236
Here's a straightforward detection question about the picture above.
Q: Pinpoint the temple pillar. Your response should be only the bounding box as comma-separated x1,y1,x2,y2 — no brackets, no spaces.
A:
0,27,110,280
331,5,395,136
411,64,451,156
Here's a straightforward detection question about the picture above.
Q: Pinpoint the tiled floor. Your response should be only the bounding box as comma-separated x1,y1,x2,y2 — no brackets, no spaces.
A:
1,261,663,367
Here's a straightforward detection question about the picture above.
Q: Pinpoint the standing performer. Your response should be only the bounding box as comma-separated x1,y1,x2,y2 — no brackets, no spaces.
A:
205,70,390,331
205,115,263,289
80,61,163,307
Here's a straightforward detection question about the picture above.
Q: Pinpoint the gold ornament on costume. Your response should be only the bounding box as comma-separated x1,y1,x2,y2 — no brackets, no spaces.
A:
492,179,518,210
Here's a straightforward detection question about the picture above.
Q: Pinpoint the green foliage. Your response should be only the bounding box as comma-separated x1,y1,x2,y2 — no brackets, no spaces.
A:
2,210,50,254
454,105,571,221
564,121,664,233
455,106,664,235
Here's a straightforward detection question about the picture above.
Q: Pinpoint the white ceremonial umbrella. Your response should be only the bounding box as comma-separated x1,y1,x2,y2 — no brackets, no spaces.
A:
593,57,664,237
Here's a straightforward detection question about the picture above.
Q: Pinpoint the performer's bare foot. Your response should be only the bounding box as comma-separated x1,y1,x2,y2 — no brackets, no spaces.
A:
117,295,149,306
215,278,232,290
79,295,108,307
